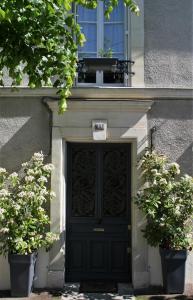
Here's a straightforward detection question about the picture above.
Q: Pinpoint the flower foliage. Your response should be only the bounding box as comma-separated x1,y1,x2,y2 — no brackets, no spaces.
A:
135,151,193,250
0,0,139,113
0,152,58,255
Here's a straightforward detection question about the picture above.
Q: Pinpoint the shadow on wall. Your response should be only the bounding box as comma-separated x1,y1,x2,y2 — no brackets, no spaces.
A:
0,97,51,172
0,256,10,290
148,100,193,175
34,249,50,289
177,144,193,176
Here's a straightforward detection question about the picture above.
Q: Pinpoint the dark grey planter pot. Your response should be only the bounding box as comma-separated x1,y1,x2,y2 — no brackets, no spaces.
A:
83,57,118,72
8,253,37,297
159,248,187,294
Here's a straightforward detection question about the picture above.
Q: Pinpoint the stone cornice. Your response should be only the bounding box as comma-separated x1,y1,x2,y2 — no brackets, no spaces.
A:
47,99,153,113
0,87,193,100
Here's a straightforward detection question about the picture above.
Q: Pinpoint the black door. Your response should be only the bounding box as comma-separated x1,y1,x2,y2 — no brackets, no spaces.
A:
66,143,131,282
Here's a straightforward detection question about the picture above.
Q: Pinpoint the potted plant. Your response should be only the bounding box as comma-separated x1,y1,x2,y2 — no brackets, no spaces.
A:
0,152,58,297
135,151,193,294
98,47,113,58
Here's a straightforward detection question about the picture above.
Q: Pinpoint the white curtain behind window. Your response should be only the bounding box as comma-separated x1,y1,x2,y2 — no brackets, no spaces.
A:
104,1,124,58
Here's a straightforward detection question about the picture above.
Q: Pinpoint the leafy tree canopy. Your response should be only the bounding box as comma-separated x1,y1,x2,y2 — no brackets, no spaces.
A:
0,0,139,113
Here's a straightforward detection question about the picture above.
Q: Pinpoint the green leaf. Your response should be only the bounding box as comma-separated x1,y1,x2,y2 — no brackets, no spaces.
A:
0,8,5,20
0,0,140,114
59,98,67,114
63,0,72,11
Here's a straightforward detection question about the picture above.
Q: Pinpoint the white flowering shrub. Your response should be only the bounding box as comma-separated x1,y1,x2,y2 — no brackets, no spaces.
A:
0,152,58,255
136,151,193,250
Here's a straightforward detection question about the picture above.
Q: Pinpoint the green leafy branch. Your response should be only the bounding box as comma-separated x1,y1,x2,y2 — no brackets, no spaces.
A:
0,0,139,113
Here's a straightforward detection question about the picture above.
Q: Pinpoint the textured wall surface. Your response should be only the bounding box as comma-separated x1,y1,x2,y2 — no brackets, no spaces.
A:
148,100,193,175
144,0,193,87
0,97,51,171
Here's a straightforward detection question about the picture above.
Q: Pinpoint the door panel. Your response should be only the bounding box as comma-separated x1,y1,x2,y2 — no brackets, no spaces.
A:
69,240,85,270
89,240,108,272
66,143,131,282
111,241,129,272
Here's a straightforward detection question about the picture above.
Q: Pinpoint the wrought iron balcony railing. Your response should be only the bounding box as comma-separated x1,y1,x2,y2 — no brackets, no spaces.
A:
77,58,135,84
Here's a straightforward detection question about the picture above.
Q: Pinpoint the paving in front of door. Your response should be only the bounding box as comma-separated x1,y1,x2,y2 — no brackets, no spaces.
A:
0,283,133,300
62,283,134,300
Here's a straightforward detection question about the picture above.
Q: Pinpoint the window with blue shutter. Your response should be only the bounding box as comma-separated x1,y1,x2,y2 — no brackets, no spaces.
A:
77,1,129,85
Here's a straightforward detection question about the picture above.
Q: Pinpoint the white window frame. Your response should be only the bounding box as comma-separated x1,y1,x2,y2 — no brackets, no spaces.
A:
75,1,131,87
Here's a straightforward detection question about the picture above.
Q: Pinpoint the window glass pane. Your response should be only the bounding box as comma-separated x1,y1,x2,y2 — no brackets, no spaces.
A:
78,71,96,83
104,24,124,56
104,1,124,22
77,6,97,22
78,24,97,54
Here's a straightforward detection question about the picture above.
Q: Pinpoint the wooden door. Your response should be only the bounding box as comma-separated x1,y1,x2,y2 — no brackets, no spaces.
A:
66,143,131,282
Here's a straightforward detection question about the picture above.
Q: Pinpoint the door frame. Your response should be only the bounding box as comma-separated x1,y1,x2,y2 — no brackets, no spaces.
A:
47,99,152,289
49,138,142,287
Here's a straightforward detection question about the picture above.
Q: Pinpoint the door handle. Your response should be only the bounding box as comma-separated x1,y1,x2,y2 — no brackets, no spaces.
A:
93,228,104,232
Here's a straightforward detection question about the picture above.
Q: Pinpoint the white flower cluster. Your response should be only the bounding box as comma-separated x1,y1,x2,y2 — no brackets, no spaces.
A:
18,191,26,198
182,174,193,184
39,195,46,201
25,175,34,182
46,232,59,244
18,191,35,198
22,162,28,167
50,191,56,198
175,205,181,216
159,178,167,185
0,168,6,174
9,172,18,179
0,208,5,214
43,164,54,172
0,189,10,197
151,169,158,175
38,176,47,183
40,189,49,196
0,227,9,234
0,208,5,219
39,207,45,213
32,152,44,162
27,191,35,198
13,204,21,211
27,169,35,176
168,162,180,175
